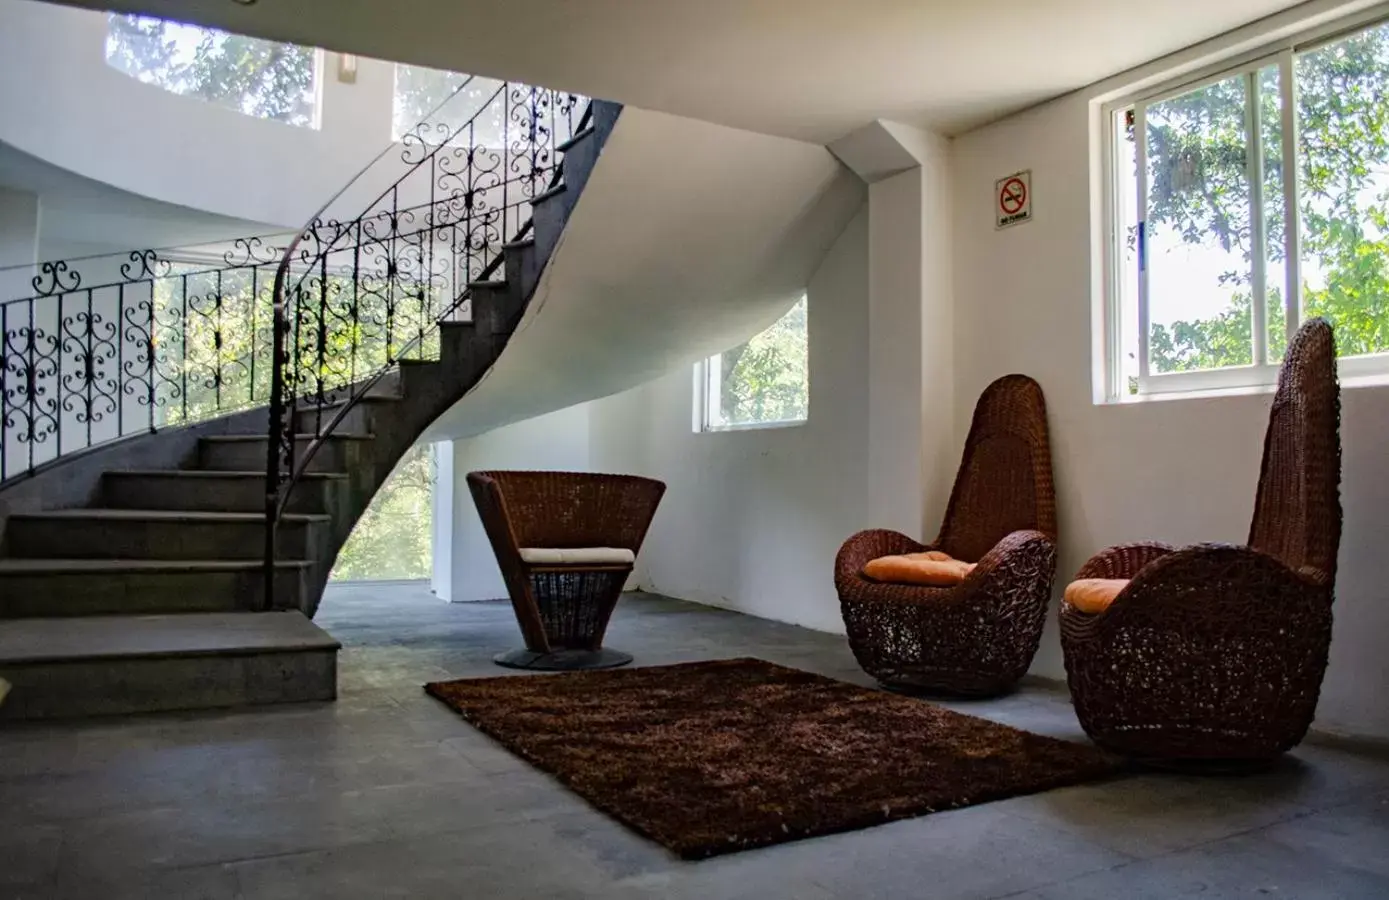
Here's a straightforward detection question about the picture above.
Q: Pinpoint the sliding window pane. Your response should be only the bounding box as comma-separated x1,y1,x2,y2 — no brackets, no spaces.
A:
1144,75,1254,373
1257,63,1290,363
1117,109,1141,394
1297,22,1389,358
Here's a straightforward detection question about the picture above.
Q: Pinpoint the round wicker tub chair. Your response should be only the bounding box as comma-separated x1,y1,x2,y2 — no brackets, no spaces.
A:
835,374,1057,697
467,470,666,671
1060,318,1342,766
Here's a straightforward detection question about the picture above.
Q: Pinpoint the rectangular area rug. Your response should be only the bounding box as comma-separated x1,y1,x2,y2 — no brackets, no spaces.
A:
424,658,1122,859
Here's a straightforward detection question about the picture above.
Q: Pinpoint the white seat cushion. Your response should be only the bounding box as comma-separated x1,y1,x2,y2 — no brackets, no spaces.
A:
518,547,636,566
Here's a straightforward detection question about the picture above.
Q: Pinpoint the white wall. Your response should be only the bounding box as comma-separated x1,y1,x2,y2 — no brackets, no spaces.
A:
431,403,594,603
0,187,39,298
585,207,871,632
952,88,1389,739
0,0,419,228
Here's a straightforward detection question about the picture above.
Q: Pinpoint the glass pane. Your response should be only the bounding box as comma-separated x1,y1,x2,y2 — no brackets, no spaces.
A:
1143,74,1254,373
1297,22,1389,358
331,444,435,582
710,297,808,428
1117,108,1140,395
106,14,318,128
1258,64,1290,363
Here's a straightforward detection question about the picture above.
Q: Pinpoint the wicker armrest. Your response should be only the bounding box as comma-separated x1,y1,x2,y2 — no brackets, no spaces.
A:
1073,542,1178,581
834,529,929,583
1067,543,1327,633
964,530,1054,584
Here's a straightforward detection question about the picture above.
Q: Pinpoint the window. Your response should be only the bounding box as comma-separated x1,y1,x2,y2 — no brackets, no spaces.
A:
392,64,551,146
698,296,808,430
330,444,435,582
392,63,471,139
105,13,320,128
1104,13,1389,399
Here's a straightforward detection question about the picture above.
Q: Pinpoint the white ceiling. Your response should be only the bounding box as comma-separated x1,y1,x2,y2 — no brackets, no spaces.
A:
0,141,279,258
52,0,1306,141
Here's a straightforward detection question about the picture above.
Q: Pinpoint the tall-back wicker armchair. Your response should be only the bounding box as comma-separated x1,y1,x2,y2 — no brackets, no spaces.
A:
468,471,666,670
1061,318,1342,764
835,374,1057,696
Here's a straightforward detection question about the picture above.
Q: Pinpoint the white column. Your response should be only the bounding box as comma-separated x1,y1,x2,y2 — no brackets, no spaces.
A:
833,121,956,541
430,440,455,601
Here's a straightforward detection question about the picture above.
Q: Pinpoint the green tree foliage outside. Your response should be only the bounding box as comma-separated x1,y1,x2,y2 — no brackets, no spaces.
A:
106,13,316,127
330,443,436,582
716,296,808,426
1137,21,1389,375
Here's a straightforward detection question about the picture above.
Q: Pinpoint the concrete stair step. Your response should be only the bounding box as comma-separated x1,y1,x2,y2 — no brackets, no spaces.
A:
198,433,374,472
103,470,347,514
294,393,403,434
0,558,314,618
0,611,339,720
2,509,329,561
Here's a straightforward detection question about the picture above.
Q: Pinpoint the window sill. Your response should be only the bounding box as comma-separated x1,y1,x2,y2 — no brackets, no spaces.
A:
700,419,807,434
1099,369,1389,405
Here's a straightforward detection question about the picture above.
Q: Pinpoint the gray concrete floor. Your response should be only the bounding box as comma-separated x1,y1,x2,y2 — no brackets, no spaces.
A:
3,583,1389,899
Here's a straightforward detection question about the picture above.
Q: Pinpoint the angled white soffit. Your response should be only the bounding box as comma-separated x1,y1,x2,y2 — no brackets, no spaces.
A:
423,106,865,442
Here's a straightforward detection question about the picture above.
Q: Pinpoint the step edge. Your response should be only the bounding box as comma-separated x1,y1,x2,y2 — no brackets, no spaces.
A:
9,510,332,523
0,559,316,573
200,433,375,443
105,470,349,480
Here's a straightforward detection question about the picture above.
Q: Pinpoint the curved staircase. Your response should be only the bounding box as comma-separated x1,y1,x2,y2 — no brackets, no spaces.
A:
0,89,621,719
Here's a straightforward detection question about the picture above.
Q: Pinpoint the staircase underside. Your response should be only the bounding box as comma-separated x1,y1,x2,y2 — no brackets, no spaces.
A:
424,106,865,442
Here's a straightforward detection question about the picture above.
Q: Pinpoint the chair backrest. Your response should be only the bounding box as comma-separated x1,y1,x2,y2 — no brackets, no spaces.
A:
1247,318,1342,583
467,470,667,553
937,374,1056,562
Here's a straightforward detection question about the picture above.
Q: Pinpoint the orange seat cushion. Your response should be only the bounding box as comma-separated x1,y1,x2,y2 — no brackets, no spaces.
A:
1064,578,1130,614
862,551,976,587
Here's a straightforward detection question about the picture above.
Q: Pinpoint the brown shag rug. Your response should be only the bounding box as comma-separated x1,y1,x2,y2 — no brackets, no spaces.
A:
424,658,1121,859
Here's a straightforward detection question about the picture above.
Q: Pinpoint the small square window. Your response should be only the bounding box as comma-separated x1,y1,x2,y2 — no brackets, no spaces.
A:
697,296,808,431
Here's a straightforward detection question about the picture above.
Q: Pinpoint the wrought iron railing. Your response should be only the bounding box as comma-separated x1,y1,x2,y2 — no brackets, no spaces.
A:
0,195,480,484
263,80,590,606
0,232,295,482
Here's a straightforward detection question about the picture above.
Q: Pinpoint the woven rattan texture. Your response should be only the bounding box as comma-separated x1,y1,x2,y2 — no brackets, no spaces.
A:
468,471,666,653
836,375,1058,696
1060,318,1342,762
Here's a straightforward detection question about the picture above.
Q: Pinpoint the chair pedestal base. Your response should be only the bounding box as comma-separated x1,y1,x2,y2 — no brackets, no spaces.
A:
493,648,633,671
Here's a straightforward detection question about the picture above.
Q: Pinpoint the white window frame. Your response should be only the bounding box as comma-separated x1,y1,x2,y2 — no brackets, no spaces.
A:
694,297,810,433
1101,4,1389,401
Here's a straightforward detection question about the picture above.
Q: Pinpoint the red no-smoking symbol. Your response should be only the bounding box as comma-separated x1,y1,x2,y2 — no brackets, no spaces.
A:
999,177,1027,215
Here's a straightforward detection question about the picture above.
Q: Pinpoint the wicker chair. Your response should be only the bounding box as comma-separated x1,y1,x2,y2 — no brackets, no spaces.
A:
1060,318,1342,765
467,470,666,670
835,374,1058,696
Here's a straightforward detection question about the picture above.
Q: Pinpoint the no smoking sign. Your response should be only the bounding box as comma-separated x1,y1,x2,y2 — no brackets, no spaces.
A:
995,170,1032,229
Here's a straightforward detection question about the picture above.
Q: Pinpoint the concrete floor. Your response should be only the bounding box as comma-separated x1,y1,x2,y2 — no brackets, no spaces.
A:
3,584,1389,899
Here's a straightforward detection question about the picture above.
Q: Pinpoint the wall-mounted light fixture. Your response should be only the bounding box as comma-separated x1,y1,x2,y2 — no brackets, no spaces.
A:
338,53,358,84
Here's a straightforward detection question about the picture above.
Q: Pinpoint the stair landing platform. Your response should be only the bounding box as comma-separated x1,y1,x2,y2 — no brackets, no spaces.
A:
0,611,338,721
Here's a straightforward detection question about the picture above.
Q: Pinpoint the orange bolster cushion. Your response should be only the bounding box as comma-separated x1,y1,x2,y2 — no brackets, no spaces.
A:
1064,578,1130,614
862,551,976,587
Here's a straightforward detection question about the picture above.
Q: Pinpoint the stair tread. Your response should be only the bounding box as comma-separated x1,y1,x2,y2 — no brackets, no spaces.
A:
0,559,313,573
107,469,349,480
466,279,508,290
533,182,568,203
501,237,536,251
0,611,339,665
556,126,596,154
201,433,374,442
11,508,329,523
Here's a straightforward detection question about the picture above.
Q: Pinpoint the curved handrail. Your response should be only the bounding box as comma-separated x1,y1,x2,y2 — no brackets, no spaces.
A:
262,81,589,608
